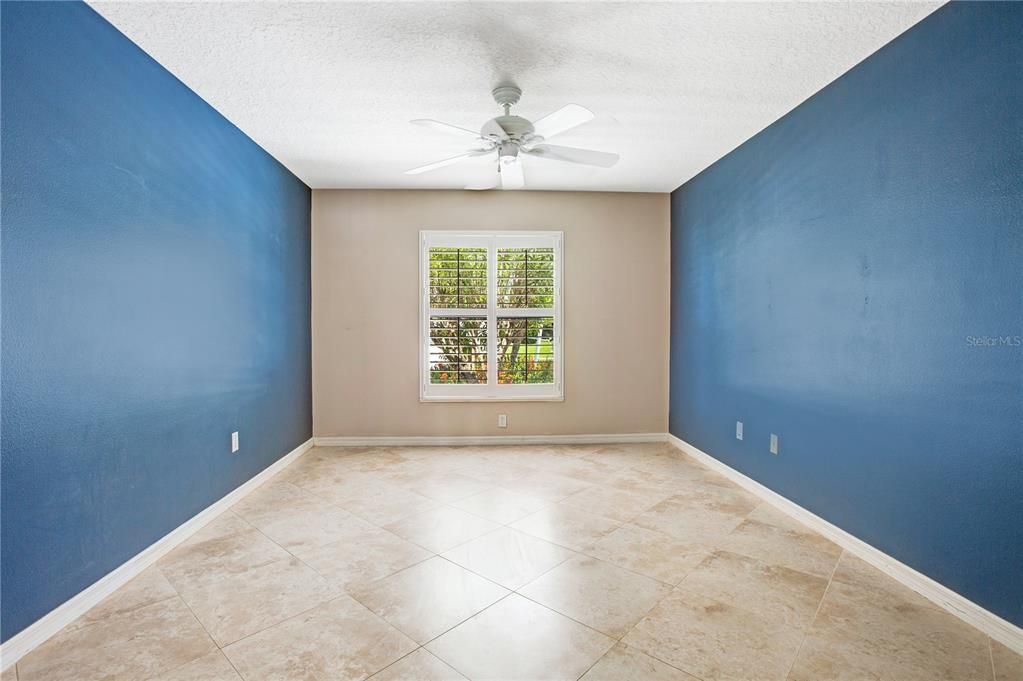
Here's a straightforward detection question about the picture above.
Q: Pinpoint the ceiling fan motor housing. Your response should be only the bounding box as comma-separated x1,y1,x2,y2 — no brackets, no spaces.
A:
499,141,519,163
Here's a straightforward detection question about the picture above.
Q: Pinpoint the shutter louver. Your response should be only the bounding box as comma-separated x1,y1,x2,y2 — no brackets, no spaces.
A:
428,247,488,384
497,247,555,385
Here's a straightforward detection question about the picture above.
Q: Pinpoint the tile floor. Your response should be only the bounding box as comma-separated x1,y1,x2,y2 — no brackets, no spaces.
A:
8,443,1021,681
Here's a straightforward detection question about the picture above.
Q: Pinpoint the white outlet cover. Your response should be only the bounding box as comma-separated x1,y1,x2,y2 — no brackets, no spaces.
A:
770,433,779,455
736,421,744,440
231,431,240,453
498,414,508,428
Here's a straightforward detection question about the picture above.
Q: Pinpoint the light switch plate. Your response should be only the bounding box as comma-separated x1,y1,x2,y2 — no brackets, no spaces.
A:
736,421,744,440
231,431,239,453
770,433,779,455
498,414,508,428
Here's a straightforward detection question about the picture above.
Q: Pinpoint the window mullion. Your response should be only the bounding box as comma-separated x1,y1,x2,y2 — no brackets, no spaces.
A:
487,239,497,392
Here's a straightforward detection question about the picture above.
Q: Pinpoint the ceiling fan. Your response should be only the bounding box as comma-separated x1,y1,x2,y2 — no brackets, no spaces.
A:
404,85,619,190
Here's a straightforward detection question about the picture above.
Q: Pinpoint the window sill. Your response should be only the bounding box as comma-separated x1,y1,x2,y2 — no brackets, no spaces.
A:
420,394,565,403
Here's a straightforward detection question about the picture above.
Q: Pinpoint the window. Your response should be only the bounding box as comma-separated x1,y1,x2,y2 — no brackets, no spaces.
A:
420,231,563,401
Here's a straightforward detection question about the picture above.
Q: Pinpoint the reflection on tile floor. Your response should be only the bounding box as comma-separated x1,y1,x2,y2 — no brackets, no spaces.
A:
9,443,1019,680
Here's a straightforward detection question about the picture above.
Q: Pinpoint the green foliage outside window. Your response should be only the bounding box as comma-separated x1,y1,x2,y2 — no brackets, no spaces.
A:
429,247,555,385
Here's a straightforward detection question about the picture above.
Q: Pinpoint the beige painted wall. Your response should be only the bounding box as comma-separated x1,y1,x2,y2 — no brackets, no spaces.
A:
312,189,669,436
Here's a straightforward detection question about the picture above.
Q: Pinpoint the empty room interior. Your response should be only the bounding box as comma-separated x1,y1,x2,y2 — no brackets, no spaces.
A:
1,1,1021,679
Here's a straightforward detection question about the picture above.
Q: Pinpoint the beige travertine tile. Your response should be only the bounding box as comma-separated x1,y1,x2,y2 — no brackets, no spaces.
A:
369,649,468,680
580,643,699,681
785,633,888,681
15,445,1002,681
717,504,842,578
170,556,339,646
511,504,622,551
18,597,215,681
349,557,508,643
401,472,492,503
223,595,417,680
340,449,420,473
595,442,675,460
632,486,757,546
279,459,377,497
561,484,672,523
548,443,609,458
229,480,311,525
542,456,626,485
0,666,16,681
336,482,441,527
150,649,242,681
296,523,432,591
629,451,720,479
367,459,446,487
455,460,533,486
442,527,575,589
587,523,708,585
622,588,804,681
520,555,672,638
158,515,290,584
66,566,177,632
426,594,614,681
679,550,829,630
450,487,550,524
497,470,593,502
385,506,500,553
181,511,254,544
600,466,678,495
232,482,367,554
992,640,1023,681
829,552,939,610
804,576,995,681
580,446,660,469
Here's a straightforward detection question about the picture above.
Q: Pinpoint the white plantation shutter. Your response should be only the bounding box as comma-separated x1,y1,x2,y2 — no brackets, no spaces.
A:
496,246,555,385
421,231,563,401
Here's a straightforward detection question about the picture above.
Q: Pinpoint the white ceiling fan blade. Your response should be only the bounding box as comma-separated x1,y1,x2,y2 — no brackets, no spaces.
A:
404,150,488,175
499,158,524,189
411,119,481,139
525,144,619,168
531,104,595,140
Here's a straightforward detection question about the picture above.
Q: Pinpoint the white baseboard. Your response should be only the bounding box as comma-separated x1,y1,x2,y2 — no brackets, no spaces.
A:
667,434,1023,655
314,432,668,447
0,437,314,672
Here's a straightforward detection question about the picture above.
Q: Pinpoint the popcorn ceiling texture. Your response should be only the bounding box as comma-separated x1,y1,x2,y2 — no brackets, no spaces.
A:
89,1,941,191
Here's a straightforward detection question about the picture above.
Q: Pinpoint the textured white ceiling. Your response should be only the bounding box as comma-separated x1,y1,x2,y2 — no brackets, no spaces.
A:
90,1,941,192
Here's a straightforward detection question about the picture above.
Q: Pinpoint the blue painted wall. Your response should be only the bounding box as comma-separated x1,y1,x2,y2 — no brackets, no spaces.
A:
1,2,312,640
669,2,1022,626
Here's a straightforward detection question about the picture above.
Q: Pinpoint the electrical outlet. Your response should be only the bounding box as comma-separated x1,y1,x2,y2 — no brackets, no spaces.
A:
770,433,779,455
231,431,239,453
498,414,508,428
736,421,744,440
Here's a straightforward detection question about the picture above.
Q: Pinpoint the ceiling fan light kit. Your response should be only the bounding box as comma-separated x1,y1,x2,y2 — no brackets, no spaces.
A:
405,84,619,190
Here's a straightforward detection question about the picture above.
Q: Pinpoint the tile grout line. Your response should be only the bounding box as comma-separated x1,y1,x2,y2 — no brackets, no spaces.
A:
184,503,365,660
151,563,243,681
216,499,441,662
362,645,426,680
33,443,991,680
781,547,845,681
348,446,794,680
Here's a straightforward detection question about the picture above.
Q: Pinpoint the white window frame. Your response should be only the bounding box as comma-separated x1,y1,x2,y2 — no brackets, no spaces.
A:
420,230,564,402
